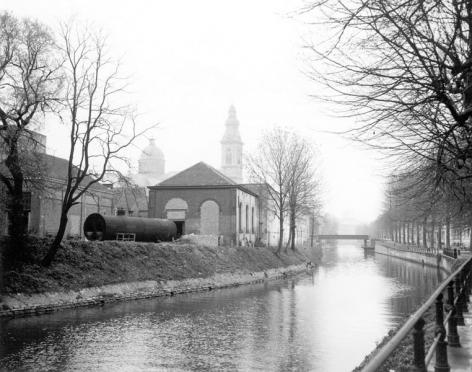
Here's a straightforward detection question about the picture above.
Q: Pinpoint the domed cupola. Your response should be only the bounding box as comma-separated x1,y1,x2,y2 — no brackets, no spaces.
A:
138,138,165,176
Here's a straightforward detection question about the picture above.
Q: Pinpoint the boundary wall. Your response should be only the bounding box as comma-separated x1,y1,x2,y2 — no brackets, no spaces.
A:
375,241,456,273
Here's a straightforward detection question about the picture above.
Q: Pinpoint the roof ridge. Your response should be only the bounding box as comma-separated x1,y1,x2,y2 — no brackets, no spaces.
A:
200,162,237,185
156,161,238,187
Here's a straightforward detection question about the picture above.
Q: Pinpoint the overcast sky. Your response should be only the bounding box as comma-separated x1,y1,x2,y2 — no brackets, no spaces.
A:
5,0,387,224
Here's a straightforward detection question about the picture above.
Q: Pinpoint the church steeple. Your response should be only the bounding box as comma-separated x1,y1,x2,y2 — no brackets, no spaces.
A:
221,105,243,183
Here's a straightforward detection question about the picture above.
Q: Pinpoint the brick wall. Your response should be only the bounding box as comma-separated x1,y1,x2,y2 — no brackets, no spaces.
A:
149,187,238,244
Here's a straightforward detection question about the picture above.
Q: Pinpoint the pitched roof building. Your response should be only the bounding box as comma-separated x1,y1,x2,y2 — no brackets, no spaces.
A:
149,162,258,245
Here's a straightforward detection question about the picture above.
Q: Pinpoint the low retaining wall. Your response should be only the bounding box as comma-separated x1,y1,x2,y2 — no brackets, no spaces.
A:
0,263,310,318
375,241,455,273
181,234,219,247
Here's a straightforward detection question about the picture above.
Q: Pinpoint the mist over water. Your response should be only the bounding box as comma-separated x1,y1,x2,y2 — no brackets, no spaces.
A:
0,242,445,371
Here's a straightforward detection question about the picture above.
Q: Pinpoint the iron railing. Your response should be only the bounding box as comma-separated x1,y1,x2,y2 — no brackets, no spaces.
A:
380,240,440,255
443,247,460,259
362,257,472,372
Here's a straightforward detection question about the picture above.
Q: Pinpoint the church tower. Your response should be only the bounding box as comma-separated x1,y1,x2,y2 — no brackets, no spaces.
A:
221,105,243,183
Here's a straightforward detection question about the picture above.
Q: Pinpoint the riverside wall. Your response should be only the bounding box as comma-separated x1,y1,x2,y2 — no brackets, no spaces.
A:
0,263,311,318
375,241,456,273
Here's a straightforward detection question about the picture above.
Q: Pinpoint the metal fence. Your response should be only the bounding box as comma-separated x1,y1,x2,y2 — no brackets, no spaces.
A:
362,257,472,371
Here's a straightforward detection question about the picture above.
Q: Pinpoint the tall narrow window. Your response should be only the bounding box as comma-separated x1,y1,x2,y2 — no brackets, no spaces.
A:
226,148,232,165
238,202,242,233
251,207,254,233
245,205,249,233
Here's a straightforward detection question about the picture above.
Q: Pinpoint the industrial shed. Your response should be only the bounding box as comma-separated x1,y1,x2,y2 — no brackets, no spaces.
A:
148,162,259,246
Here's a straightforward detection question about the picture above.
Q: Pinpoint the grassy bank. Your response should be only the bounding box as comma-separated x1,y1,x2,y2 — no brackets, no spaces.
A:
1,237,316,295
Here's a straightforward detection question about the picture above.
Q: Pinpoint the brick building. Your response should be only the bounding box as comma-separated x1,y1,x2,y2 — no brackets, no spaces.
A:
148,162,259,245
0,131,114,238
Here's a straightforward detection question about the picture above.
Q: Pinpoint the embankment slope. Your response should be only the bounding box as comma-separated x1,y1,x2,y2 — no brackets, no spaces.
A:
1,237,316,316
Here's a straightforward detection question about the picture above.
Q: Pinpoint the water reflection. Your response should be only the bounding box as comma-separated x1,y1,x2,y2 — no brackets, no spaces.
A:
0,243,446,371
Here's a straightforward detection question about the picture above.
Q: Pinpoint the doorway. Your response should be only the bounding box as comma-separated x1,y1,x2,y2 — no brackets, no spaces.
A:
174,220,185,237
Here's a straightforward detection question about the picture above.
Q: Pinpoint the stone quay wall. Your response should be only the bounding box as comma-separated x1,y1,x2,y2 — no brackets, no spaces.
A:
375,241,456,273
0,263,311,318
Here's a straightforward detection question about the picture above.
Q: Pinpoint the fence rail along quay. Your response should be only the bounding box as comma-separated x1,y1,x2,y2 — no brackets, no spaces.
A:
362,256,472,372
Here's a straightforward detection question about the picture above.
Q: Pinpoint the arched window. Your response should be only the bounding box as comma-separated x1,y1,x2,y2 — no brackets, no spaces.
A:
165,198,188,220
225,148,232,165
200,200,219,235
165,198,188,210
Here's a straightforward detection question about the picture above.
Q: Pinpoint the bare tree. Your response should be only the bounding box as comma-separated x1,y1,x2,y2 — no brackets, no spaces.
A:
0,12,61,250
285,136,321,251
303,1,472,191
41,23,152,266
247,127,293,254
247,128,321,253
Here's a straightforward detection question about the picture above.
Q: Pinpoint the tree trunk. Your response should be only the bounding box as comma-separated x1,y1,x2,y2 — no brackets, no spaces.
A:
446,216,450,249
6,188,28,261
277,215,284,255
469,224,472,253
416,222,420,247
3,139,29,260
423,218,427,249
8,196,28,239
285,227,291,253
287,210,296,251
431,217,435,252
290,219,296,251
42,212,68,266
406,222,410,244
437,220,442,251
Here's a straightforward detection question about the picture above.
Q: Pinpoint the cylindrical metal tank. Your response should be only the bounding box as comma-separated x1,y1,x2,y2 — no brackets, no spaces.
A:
83,213,177,242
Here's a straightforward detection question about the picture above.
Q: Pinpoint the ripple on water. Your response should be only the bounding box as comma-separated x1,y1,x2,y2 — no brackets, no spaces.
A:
0,243,447,371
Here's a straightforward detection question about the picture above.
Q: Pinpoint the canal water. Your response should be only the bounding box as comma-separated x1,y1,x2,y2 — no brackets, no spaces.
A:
0,242,446,371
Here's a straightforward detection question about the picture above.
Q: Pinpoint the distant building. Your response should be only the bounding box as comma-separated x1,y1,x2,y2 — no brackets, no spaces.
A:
0,130,114,237
26,154,114,237
113,137,178,217
132,138,167,187
220,105,243,183
112,186,148,217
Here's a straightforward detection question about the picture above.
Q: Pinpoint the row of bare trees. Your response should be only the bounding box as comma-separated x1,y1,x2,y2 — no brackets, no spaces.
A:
246,127,321,254
304,1,472,241
371,160,472,250
0,12,150,265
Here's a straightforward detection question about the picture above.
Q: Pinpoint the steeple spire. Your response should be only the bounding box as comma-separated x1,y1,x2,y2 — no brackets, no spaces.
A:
221,105,243,183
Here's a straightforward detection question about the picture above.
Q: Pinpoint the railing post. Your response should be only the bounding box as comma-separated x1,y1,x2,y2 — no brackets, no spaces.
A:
447,280,461,347
461,271,470,310
434,293,450,372
411,317,427,372
455,278,465,326
467,264,472,297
